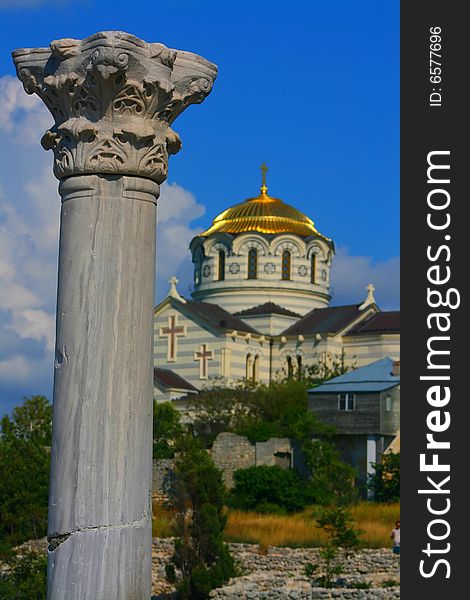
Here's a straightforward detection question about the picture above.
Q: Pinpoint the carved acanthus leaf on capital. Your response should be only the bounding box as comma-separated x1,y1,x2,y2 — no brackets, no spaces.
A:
12,31,217,183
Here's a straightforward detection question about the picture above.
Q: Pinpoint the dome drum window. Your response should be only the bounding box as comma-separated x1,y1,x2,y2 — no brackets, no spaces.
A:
311,254,316,284
281,250,291,280
218,250,225,281
248,248,258,279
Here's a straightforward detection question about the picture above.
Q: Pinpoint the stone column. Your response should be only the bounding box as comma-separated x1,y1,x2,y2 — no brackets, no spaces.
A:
13,32,217,599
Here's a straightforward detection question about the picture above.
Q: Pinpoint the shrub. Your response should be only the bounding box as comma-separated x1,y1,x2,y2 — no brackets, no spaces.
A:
229,465,315,513
254,502,287,515
0,551,47,599
350,581,373,589
315,506,363,550
382,579,400,587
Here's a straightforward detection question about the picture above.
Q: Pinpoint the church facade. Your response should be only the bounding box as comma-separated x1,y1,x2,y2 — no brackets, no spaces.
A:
153,168,400,402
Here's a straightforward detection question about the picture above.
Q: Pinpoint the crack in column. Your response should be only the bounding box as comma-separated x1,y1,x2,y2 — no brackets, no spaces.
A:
48,533,71,551
47,515,150,552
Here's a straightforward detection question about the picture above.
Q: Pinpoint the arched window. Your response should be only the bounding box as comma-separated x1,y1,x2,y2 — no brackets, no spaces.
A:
252,355,259,383
246,354,253,380
286,356,293,379
297,355,302,380
194,264,201,286
248,248,258,279
218,250,225,281
311,254,316,284
282,250,291,280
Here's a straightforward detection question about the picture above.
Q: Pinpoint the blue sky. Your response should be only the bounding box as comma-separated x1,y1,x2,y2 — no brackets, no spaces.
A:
0,0,399,414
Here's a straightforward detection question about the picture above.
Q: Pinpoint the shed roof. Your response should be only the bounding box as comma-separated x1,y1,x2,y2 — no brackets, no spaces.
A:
308,357,400,394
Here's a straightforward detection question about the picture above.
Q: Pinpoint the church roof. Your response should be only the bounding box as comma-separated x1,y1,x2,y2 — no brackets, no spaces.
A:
199,166,332,241
154,368,198,392
234,302,302,319
309,357,400,394
346,311,400,335
182,300,260,335
282,304,369,336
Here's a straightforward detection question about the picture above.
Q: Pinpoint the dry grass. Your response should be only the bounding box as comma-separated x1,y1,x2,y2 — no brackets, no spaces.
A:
152,502,177,538
152,501,400,548
224,503,400,548
224,509,329,548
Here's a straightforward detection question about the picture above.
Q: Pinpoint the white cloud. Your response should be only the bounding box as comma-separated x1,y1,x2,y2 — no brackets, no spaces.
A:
155,182,205,298
0,76,50,144
7,309,55,351
331,246,400,310
0,355,32,382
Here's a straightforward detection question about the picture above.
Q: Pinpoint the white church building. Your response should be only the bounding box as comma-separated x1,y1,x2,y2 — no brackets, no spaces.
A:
153,168,399,402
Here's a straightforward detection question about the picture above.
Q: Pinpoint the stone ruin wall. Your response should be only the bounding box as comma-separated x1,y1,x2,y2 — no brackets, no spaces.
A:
211,432,257,488
152,458,176,506
152,432,295,501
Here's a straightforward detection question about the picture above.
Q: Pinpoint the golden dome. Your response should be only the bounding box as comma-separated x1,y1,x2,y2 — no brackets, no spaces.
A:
200,166,330,239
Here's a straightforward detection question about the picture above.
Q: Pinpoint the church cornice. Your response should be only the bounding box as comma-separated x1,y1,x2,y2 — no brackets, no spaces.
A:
191,285,331,300
343,333,401,343
190,230,335,255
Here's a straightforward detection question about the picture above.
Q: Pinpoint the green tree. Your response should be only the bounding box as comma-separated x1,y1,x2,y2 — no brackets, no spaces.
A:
368,452,400,502
316,505,363,549
305,506,363,588
302,439,357,505
189,382,244,446
191,379,332,445
0,397,52,550
234,380,332,443
0,396,52,446
302,351,356,387
168,437,235,599
153,401,183,459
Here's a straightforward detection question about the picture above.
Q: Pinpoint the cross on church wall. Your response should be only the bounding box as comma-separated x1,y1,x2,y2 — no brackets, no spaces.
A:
194,343,214,379
159,314,186,362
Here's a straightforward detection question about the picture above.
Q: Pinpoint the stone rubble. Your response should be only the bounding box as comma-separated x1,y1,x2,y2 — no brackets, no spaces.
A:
11,537,400,598
151,539,400,599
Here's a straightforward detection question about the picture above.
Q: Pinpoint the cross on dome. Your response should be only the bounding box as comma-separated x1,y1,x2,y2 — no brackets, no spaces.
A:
198,165,329,238
260,162,268,194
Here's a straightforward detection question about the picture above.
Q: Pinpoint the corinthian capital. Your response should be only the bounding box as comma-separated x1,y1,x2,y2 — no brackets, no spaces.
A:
12,31,217,183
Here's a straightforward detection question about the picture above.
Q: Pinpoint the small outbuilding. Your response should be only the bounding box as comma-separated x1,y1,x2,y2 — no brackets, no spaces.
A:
308,357,400,493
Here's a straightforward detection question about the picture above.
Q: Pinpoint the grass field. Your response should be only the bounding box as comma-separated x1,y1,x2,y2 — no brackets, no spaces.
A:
152,502,400,548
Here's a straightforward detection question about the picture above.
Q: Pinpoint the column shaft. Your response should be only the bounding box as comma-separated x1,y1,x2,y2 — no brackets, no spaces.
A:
48,175,157,599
